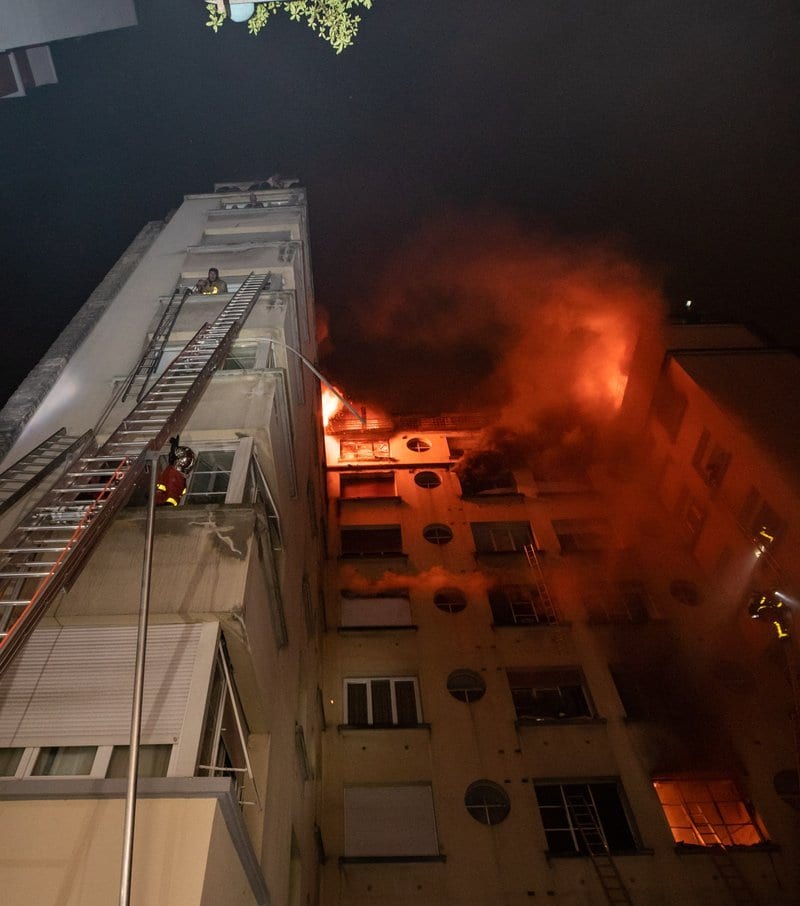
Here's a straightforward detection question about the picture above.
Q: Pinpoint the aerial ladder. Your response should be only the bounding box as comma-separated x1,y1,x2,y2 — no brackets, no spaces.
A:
566,793,634,905
0,272,270,677
0,428,93,516
676,791,758,905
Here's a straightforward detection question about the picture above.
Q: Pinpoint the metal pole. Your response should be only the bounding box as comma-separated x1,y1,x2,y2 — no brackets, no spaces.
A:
119,457,158,906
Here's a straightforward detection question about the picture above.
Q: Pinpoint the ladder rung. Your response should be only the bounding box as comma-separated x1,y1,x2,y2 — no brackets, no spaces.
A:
0,546,70,553
0,570,54,578
0,600,27,606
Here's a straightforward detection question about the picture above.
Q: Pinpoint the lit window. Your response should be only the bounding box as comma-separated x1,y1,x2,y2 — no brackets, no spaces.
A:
489,584,554,626
414,471,441,489
534,782,638,855
434,587,467,614
340,525,403,557
423,523,453,545
446,670,486,703
471,521,533,553
552,519,607,554
339,439,391,462
406,437,431,453
507,668,593,721
464,780,511,825
654,779,765,847
344,677,421,727
343,785,439,858
340,472,396,499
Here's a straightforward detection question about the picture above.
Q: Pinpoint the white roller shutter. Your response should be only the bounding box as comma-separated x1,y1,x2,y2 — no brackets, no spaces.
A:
344,785,439,857
0,623,217,747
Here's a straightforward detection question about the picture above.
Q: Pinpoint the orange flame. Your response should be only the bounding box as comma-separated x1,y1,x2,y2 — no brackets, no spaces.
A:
322,386,343,428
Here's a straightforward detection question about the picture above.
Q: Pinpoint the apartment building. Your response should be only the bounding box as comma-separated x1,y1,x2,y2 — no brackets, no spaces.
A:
318,327,800,905
0,182,324,906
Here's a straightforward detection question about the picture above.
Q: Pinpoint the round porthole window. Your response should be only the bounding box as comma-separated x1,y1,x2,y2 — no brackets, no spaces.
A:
464,780,511,825
407,437,431,453
434,587,467,614
423,523,453,545
415,471,441,489
447,669,486,703
670,579,701,607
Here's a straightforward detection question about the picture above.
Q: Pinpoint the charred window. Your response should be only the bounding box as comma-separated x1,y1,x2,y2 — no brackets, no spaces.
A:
489,584,554,625
507,668,593,721
456,450,517,497
471,521,533,554
552,519,607,554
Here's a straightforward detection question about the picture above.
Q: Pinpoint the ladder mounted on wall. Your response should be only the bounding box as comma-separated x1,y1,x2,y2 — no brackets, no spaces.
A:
0,272,270,677
566,794,634,905
0,429,93,516
523,543,559,624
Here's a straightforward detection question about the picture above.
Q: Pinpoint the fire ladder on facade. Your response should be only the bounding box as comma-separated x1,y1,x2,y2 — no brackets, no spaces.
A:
0,272,270,677
676,794,758,904
0,428,93,516
566,794,634,905
119,287,191,403
523,543,559,624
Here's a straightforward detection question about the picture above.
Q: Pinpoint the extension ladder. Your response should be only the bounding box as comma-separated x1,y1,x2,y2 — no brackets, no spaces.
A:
0,429,92,516
0,272,270,676
567,794,634,905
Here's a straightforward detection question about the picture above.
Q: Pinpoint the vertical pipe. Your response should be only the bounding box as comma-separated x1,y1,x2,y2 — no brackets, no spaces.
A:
119,458,158,906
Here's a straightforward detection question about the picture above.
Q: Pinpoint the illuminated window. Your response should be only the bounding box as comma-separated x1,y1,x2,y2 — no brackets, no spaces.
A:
340,525,403,557
585,581,651,623
423,523,453,545
340,472,396,499
339,438,391,462
447,670,486,703
552,519,607,554
406,437,431,453
507,668,593,721
464,780,511,825
471,521,533,553
534,782,638,855
414,471,441,489
434,587,467,614
344,677,420,727
654,779,765,847
489,584,553,625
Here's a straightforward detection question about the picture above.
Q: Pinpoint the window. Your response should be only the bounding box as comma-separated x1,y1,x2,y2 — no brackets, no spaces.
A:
471,521,533,553
106,745,172,778
32,746,96,776
339,439,391,462
446,669,486,703
457,451,517,496
0,748,23,776
156,438,253,506
507,669,593,721
0,745,171,779
340,472,396,499
691,429,731,488
423,523,453,545
340,525,403,557
414,471,441,489
534,782,638,855
654,779,765,847
156,340,266,376
585,582,650,623
464,780,511,825
344,677,421,727
339,591,412,628
552,519,607,554
434,587,467,614
343,785,439,858
489,584,554,626
406,437,431,453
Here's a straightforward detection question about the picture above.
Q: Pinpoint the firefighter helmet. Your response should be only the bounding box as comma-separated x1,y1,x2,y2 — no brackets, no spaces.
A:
173,446,196,473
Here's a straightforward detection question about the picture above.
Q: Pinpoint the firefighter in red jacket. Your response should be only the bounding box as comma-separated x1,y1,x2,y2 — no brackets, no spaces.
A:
156,440,196,506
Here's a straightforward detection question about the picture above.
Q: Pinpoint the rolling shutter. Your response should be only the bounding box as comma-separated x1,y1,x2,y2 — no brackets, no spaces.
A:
344,785,438,857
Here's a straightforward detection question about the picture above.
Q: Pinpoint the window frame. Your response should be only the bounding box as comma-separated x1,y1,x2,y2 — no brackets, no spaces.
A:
471,521,534,554
340,524,404,558
489,584,554,626
507,668,595,722
161,437,253,506
0,744,175,780
343,676,422,727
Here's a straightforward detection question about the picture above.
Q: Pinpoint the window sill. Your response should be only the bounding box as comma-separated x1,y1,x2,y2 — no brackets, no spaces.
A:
337,723,431,733
673,842,778,855
545,848,653,859
516,716,606,727
338,625,418,633
339,496,403,505
460,492,525,502
339,854,446,864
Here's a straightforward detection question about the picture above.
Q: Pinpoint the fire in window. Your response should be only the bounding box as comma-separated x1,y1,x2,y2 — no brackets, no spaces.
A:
654,779,765,847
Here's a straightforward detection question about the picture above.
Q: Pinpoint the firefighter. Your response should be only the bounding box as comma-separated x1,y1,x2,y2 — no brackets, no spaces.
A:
748,591,791,640
195,267,228,295
155,439,196,507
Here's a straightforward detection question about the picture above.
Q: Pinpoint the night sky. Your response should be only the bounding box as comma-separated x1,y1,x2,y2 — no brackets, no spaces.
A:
1,0,798,412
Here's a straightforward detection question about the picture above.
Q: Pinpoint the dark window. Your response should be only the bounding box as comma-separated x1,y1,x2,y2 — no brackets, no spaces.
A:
585,582,650,623
471,521,533,553
340,525,403,557
447,669,486,703
774,770,800,812
507,668,592,721
340,472,396,499
457,450,517,497
344,678,420,726
465,780,511,825
552,519,607,554
423,523,453,545
669,579,701,607
534,782,637,854
489,584,554,626
434,587,467,614
414,471,441,489
406,437,431,453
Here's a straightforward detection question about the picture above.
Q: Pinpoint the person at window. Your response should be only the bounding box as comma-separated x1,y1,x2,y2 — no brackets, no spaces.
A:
156,439,196,507
195,268,228,294
244,193,264,208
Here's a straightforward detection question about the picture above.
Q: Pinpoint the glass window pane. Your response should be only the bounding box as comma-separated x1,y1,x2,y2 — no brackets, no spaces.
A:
0,748,23,776
32,746,96,776
347,683,369,725
370,680,392,724
394,681,419,726
107,745,172,778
